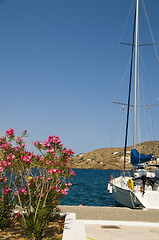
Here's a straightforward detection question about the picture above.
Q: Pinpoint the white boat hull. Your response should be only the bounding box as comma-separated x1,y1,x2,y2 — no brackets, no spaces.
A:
108,176,159,209
112,183,144,209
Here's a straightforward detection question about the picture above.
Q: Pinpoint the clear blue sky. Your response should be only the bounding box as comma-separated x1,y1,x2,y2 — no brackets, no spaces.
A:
0,0,159,155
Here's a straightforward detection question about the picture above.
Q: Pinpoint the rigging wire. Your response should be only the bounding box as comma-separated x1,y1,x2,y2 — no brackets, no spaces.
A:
137,47,156,150
138,50,149,143
141,0,159,63
135,0,158,147
137,41,141,151
149,106,156,140
110,102,114,148
138,46,156,143
113,52,134,101
112,0,159,156
114,0,159,104
119,0,135,43
118,107,125,147
140,80,149,142
139,52,156,91
115,0,135,101
116,0,135,68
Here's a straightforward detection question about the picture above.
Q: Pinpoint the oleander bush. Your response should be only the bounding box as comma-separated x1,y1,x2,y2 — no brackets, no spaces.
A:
0,128,75,239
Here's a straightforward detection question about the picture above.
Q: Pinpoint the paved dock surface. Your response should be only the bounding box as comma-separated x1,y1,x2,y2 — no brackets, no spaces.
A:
60,206,159,240
85,224,159,240
60,206,159,222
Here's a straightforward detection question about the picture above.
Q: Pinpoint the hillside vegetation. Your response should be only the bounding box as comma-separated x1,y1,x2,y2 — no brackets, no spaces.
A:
70,141,159,170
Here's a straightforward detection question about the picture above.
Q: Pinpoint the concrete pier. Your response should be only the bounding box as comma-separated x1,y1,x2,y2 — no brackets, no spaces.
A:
61,206,159,240
60,205,159,222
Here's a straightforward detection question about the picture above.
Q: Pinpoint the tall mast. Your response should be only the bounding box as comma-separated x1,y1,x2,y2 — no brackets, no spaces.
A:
123,2,137,173
133,0,139,149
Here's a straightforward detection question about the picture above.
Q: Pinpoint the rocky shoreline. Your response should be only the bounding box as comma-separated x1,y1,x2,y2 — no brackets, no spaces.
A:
70,141,159,170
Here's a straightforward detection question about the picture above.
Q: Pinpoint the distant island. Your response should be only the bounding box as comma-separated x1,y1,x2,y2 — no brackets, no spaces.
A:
70,141,159,170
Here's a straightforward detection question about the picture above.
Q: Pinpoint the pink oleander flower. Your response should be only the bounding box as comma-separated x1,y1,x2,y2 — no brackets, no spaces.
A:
20,143,26,148
67,149,74,155
1,160,7,169
63,147,67,153
46,161,51,165
47,147,54,153
3,188,11,194
15,212,21,218
8,162,11,167
1,142,10,150
6,128,14,137
37,156,43,161
70,170,76,176
21,155,31,163
0,137,5,143
67,182,72,186
52,136,61,144
16,137,23,143
43,140,50,147
48,135,53,142
49,168,57,174
18,187,26,195
14,146,19,151
35,141,43,146
55,189,60,193
7,153,15,161
61,189,68,195
0,166,3,172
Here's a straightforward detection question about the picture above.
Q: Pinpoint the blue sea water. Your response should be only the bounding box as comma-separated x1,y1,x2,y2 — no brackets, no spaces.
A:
60,169,123,207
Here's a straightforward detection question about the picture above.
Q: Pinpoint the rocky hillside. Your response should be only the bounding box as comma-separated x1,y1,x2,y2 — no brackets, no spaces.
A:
70,141,159,170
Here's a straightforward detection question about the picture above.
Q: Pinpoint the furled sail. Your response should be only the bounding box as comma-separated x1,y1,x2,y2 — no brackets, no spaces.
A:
131,149,153,165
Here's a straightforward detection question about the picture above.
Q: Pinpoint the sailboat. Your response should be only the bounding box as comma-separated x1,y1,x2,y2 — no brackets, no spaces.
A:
108,0,159,209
